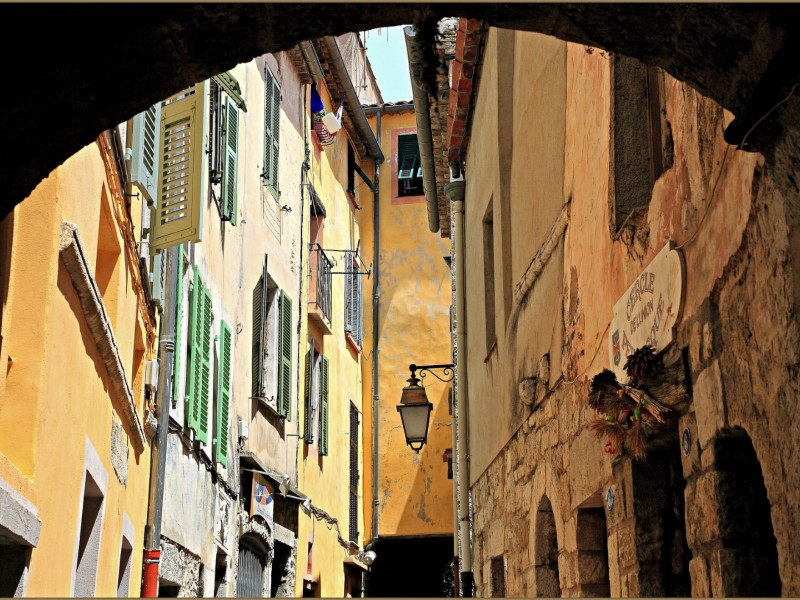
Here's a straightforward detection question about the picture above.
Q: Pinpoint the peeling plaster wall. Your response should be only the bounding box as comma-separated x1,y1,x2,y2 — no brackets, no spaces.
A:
463,29,800,597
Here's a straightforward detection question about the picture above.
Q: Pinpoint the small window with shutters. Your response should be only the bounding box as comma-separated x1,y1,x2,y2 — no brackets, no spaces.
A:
397,133,423,197
209,75,242,226
186,265,212,444
215,320,232,467
262,65,281,199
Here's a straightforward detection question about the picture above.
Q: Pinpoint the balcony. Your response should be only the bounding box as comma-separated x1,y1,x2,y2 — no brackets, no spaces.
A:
309,244,333,335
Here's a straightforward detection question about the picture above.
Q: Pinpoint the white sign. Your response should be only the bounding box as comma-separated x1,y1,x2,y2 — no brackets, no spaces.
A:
608,242,685,380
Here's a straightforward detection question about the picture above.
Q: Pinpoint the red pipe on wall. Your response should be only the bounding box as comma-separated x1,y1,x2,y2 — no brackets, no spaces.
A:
141,549,161,597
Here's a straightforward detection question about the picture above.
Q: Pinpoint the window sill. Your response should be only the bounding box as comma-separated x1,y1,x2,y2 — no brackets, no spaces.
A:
345,331,361,356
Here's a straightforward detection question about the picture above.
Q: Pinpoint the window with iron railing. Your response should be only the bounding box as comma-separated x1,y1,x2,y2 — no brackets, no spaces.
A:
309,244,332,325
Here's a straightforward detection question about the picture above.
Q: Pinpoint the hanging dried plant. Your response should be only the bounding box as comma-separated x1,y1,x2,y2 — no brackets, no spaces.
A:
586,345,674,461
623,344,665,386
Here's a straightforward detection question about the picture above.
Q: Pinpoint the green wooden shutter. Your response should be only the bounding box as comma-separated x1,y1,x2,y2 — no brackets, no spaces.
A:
304,343,315,443
151,83,206,252
263,69,280,192
186,265,201,431
171,244,184,408
319,355,329,455
221,97,239,225
397,134,420,180
216,320,232,466
198,283,212,443
130,102,162,204
252,255,268,398
277,290,293,420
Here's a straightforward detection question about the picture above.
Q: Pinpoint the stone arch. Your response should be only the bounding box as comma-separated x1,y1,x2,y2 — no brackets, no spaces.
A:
3,5,799,219
533,495,561,598
705,427,781,596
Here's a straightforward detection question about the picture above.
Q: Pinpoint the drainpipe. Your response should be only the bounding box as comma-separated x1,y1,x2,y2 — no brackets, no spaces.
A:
367,106,383,552
444,170,472,596
404,25,440,234
142,244,178,597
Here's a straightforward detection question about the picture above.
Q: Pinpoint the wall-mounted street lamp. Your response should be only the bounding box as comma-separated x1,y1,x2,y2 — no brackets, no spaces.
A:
397,363,454,452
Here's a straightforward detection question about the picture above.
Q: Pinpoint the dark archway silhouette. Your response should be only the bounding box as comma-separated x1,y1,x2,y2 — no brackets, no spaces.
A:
3,4,800,219
534,495,561,597
710,428,781,597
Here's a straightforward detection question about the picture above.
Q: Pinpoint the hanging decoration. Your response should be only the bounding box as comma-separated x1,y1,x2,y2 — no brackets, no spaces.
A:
588,345,673,460
310,83,342,147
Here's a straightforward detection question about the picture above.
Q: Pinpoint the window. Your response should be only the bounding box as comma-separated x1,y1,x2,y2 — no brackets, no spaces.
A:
483,202,496,352
116,534,133,597
252,255,293,420
304,341,319,444
397,133,423,197
209,76,241,224
349,402,359,543
490,556,506,598
187,265,212,444
612,56,672,235
263,66,281,197
319,356,330,455
75,473,105,597
344,252,363,348
215,320,232,467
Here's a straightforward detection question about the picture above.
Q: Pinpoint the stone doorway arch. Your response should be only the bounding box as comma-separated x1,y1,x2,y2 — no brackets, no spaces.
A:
533,495,561,598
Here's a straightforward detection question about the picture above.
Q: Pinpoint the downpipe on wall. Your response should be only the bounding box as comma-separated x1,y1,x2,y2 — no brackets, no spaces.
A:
142,243,179,597
444,170,473,596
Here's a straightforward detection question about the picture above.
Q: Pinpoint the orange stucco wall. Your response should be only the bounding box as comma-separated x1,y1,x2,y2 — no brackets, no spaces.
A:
0,141,153,596
362,109,454,539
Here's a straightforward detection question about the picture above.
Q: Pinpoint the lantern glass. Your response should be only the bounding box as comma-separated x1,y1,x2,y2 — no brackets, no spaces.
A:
397,383,433,451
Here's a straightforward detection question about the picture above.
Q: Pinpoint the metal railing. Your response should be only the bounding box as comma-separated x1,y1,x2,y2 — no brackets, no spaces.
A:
310,244,333,324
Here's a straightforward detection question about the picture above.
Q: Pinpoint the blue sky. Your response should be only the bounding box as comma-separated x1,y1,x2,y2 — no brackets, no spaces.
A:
363,26,413,102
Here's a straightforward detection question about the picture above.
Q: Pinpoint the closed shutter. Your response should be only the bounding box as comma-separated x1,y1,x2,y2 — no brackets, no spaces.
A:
221,96,239,225
198,284,212,443
151,83,206,252
277,290,292,420
187,266,211,443
304,343,315,443
187,266,202,432
319,356,329,456
130,102,162,204
236,543,265,598
263,69,281,192
349,403,359,542
216,320,232,466
251,256,268,398
355,262,363,346
151,249,167,305
171,244,184,408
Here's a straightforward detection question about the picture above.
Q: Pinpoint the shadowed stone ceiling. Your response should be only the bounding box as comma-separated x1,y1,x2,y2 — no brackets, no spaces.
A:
3,3,800,220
